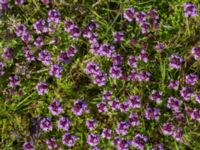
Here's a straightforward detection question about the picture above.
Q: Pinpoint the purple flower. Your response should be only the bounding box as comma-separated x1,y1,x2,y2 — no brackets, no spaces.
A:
128,95,141,109
14,0,24,5
129,112,140,126
21,32,32,43
57,51,70,64
130,69,138,81
0,62,5,75
138,49,149,62
192,46,200,60
115,138,131,150
155,42,165,51
167,97,180,112
161,123,175,135
194,92,200,104
185,73,198,85
67,45,78,57
119,100,130,112
2,48,13,60
41,0,49,4
180,86,193,101
38,50,52,66
36,82,48,95
144,107,160,120
136,12,147,23
152,144,164,150
132,134,148,150
101,128,112,140
62,133,78,147
87,133,100,146
97,101,108,113
169,80,179,90
113,31,124,42
64,20,81,39
48,9,61,23
140,21,150,34
34,36,44,47
128,55,138,68
46,137,57,149
149,90,162,103
15,24,27,37
137,70,151,82
99,43,115,58
58,116,71,131
8,75,20,87
86,119,97,131
102,90,112,101
93,71,107,86
116,121,130,135
48,99,63,116
112,54,123,66
72,99,87,116
123,8,135,22
49,64,63,78
172,128,183,141
33,19,48,34
39,117,53,132
148,9,159,20
169,54,184,69
87,33,98,44
23,141,34,150
90,42,101,56
109,66,122,79
184,2,197,17
86,62,100,75
191,108,200,121
108,98,120,110
24,50,35,62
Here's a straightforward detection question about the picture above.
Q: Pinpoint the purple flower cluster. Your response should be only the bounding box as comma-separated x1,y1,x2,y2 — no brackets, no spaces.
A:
64,20,81,39
123,8,159,33
38,50,52,66
36,82,48,95
15,24,32,43
116,121,130,135
8,75,20,87
192,46,200,60
39,117,53,132
49,64,63,78
184,2,197,17
87,133,100,146
86,119,97,131
33,19,48,34
0,62,5,75
72,99,87,116
48,9,61,24
14,0,24,5
185,107,200,122
48,99,63,116
86,62,107,86
45,137,57,149
62,133,78,147
23,141,34,150
162,123,183,141
58,116,71,131
2,48,14,60
132,134,148,150
144,107,160,120
169,54,184,69
149,90,162,103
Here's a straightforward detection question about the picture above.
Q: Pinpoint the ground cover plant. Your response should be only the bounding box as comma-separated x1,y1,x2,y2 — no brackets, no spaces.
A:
1,0,200,149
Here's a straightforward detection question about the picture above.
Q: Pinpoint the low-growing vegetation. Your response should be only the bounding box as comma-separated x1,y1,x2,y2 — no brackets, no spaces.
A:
1,0,200,149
